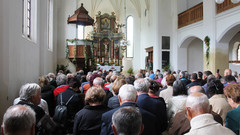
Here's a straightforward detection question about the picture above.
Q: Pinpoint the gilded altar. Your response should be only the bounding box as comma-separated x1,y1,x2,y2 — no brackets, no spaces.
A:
91,12,123,66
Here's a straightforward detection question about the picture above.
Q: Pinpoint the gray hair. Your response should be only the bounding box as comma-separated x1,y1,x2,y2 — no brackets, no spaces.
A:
179,71,185,78
47,72,56,79
134,78,150,92
56,74,67,86
93,77,104,87
2,105,36,134
119,84,137,101
112,106,142,135
135,73,143,79
186,92,210,113
19,83,41,101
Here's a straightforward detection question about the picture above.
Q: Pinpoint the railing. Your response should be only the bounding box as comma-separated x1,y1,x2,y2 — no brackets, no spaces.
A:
217,0,240,14
178,2,203,29
229,61,240,63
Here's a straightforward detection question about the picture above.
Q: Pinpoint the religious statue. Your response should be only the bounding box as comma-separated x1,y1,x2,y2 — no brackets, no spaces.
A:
146,59,153,71
103,39,110,57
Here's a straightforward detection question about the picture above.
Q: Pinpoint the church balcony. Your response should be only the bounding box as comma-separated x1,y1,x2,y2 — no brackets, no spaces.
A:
178,2,203,29
216,0,240,14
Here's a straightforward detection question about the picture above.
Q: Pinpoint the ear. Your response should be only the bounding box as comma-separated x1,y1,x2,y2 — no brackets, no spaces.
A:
186,107,192,121
112,124,117,135
1,125,4,135
135,95,138,102
209,105,212,113
118,95,122,105
139,124,144,135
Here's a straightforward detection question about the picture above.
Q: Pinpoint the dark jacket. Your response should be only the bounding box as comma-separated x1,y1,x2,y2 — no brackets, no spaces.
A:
18,100,45,134
136,93,168,134
56,88,84,133
100,102,157,135
73,105,109,135
168,110,223,135
186,81,201,89
103,89,113,106
107,96,120,109
41,84,55,117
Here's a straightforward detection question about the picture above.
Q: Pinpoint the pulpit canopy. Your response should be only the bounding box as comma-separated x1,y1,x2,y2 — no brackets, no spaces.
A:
67,3,94,26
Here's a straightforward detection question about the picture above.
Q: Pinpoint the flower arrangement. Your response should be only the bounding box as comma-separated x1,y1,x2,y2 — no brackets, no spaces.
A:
110,66,116,71
204,36,210,67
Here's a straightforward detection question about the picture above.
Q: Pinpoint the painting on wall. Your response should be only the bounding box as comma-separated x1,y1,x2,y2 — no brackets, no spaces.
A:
101,18,111,30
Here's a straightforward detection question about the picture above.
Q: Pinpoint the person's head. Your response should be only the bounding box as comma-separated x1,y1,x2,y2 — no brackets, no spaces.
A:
112,106,144,135
173,80,187,96
125,76,135,85
135,73,143,80
149,80,160,94
166,74,176,86
232,71,238,78
1,105,36,135
224,69,232,76
207,79,224,98
207,74,216,83
38,75,49,88
179,71,185,79
110,75,118,83
225,75,236,83
68,77,81,91
203,70,212,79
224,84,240,109
112,77,127,95
90,73,101,86
47,73,56,80
19,83,41,105
188,85,205,95
118,84,137,105
134,78,150,93
197,71,203,80
93,77,104,88
56,74,67,86
85,87,106,105
80,75,87,83
185,92,210,121
106,74,112,83
190,73,198,82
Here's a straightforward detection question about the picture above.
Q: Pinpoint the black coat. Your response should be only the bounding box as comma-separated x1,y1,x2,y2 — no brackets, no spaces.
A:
73,105,109,135
100,102,157,135
41,84,55,117
56,88,84,133
107,96,120,109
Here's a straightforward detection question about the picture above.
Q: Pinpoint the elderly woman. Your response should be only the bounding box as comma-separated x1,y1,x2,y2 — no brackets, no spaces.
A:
148,80,161,98
207,79,232,123
17,83,46,134
167,80,187,123
107,77,126,109
224,84,240,135
73,87,108,135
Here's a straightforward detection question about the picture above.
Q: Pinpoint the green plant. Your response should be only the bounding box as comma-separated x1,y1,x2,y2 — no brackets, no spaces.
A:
163,64,170,72
56,64,68,74
127,68,134,76
204,36,210,67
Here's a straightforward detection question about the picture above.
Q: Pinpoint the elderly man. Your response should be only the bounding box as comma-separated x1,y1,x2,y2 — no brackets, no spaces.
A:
168,86,223,135
105,75,118,92
135,78,168,134
224,68,232,76
53,74,69,98
186,73,201,89
112,106,144,135
100,84,158,135
93,77,113,106
184,92,234,135
1,105,36,135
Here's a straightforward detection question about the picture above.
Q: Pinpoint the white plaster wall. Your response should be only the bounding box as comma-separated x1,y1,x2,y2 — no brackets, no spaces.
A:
229,32,240,73
0,0,57,123
216,6,240,43
187,38,203,73
177,0,202,14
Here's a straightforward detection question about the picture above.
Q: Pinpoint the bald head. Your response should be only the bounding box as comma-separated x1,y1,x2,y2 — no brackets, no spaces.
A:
1,105,36,135
188,85,205,95
224,69,232,76
93,77,104,88
185,92,210,120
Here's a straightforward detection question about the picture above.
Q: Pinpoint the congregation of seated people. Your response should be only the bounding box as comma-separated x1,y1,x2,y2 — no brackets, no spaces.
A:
2,68,240,135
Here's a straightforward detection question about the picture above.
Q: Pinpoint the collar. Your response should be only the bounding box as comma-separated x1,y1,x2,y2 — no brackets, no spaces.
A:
190,114,217,131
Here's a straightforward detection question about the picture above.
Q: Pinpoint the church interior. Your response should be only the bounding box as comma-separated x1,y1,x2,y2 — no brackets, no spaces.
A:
1,0,240,130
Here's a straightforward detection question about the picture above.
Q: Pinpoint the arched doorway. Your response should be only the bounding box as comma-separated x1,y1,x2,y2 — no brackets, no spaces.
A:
179,36,203,73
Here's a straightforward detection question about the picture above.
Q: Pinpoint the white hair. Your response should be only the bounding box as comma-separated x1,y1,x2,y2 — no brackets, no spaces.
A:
134,78,150,92
56,74,67,86
19,83,41,101
186,92,210,113
119,84,137,101
2,105,36,134
93,77,104,86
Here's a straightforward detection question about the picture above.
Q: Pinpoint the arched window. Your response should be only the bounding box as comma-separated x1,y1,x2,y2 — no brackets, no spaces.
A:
237,44,240,60
126,15,133,58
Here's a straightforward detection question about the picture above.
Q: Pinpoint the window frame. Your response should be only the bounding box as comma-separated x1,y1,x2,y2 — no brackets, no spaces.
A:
126,15,134,58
